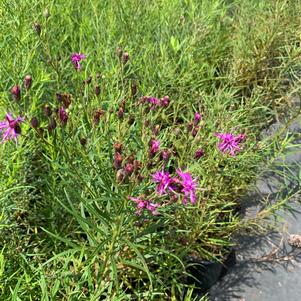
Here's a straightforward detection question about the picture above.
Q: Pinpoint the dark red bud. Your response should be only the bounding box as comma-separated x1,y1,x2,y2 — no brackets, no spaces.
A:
30,117,39,128
113,142,123,153
48,118,57,132
95,85,100,96
24,75,32,90
117,107,124,119
114,152,123,170
128,114,135,125
124,163,134,176
84,76,92,85
93,109,105,125
14,124,21,135
80,137,87,146
191,126,199,137
11,85,21,101
59,107,68,125
122,52,129,64
131,81,137,97
133,160,142,174
160,150,171,161
160,95,170,107
44,104,52,117
194,149,204,160
127,155,135,164
187,122,193,132
137,173,145,183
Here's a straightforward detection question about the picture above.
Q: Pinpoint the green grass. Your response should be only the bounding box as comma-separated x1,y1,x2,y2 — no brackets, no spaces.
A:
1,0,301,300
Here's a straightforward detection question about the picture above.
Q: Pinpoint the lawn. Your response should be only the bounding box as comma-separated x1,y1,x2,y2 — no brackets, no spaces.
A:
0,0,301,300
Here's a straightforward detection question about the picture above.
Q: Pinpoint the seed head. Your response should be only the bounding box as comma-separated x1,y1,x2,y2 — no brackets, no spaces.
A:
33,22,41,35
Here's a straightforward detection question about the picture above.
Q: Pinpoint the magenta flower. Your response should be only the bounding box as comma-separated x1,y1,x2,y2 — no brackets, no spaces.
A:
129,197,159,215
215,133,246,156
176,169,198,205
0,113,24,142
194,112,202,125
149,139,160,158
70,53,86,70
152,170,173,195
59,107,68,125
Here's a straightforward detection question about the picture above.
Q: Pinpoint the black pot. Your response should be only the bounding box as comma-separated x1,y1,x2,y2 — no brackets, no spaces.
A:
182,249,236,300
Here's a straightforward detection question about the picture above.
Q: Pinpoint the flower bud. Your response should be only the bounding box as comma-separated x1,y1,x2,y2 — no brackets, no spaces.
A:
191,126,199,137
117,107,124,119
160,150,171,162
93,109,105,125
128,114,135,125
80,137,87,146
48,118,57,132
160,96,170,107
33,22,41,35
194,148,204,160
84,76,92,85
58,107,68,125
115,47,123,59
113,142,123,153
44,104,52,117
152,125,160,136
134,160,142,174
187,122,193,132
116,169,126,183
122,52,129,64
127,155,135,164
24,75,32,90
11,85,21,101
95,85,100,96
131,81,137,97
124,163,134,176
30,117,39,128
194,112,202,126
137,173,145,183
114,152,123,170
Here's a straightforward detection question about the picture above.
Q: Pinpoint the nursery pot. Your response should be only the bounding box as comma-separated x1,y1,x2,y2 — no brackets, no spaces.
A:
182,248,236,300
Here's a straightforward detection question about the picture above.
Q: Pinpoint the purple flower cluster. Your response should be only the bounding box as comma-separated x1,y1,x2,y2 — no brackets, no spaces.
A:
215,133,246,156
141,95,170,110
70,53,86,70
129,197,159,215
